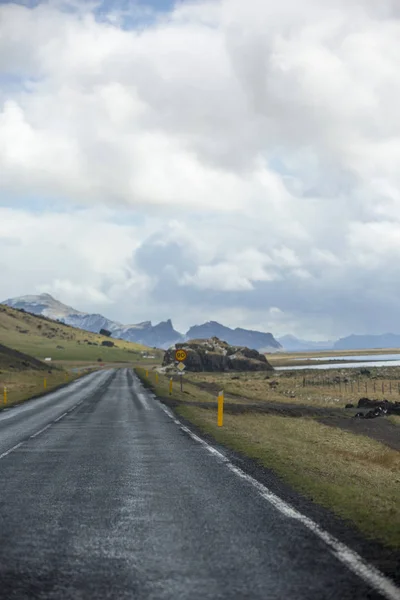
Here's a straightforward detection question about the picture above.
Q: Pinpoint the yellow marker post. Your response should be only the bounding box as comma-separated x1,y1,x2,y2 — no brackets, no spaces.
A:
155,373,159,384
217,390,224,427
44,378,47,390
169,378,173,395
3,387,7,406
145,370,149,378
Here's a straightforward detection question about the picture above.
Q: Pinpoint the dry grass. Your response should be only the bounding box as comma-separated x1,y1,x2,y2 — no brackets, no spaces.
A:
185,370,400,408
176,405,400,549
388,415,400,426
0,368,84,408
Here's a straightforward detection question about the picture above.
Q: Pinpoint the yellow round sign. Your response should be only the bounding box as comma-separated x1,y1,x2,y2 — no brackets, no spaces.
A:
175,349,187,362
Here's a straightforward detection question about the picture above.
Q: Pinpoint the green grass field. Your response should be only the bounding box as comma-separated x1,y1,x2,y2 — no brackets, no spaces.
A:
0,303,163,363
0,303,164,408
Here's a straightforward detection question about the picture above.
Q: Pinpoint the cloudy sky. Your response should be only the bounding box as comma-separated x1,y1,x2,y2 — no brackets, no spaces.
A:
1,0,400,340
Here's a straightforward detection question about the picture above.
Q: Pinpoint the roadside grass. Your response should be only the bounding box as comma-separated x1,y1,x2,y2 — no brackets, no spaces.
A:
0,368,84,408
388,415,400,426
175,404,400,549
186,370,400,408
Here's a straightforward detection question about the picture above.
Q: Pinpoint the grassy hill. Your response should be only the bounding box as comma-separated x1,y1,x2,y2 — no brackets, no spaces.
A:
0,342,50,372
0,304,163,363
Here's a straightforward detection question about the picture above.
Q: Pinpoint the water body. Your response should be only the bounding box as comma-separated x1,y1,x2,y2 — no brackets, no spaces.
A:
277,354,400,371
294,353,400,362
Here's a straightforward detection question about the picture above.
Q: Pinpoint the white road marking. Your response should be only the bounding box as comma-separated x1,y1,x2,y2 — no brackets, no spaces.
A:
159,403,400,600
30,424,52,439
137,392,151,410
0,371,114,460
54,412,68,423
0,442,23,459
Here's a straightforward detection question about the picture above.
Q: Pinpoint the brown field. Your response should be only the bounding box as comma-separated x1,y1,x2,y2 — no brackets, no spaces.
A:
185,367,400,408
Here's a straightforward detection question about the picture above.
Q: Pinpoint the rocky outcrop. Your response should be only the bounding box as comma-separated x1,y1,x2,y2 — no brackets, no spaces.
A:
162,337,273,372
356,397,400,415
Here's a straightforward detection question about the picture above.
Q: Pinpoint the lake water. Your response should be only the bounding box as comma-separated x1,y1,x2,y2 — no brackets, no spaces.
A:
276,353,400,371
294,353,400,362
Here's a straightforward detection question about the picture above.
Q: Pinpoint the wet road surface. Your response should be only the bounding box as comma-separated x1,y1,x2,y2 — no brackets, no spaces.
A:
0,368,398,599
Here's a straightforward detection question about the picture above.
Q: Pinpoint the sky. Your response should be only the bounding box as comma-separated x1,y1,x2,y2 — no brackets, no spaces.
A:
1,0,400,340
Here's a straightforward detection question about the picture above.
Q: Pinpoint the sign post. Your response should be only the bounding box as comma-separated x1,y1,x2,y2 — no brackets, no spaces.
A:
175,349,187,393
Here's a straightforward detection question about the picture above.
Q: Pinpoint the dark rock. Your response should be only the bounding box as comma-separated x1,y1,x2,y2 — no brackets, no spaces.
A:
360,368,371,376
345,403,354,409
101,340,114,347
100,328,112,337
162,337,273,373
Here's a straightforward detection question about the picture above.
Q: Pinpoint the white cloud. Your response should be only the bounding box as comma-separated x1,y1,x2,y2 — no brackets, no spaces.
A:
1,0,400,338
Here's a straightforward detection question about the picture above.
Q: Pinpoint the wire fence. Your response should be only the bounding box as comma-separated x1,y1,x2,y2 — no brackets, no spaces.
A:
302,377,400,396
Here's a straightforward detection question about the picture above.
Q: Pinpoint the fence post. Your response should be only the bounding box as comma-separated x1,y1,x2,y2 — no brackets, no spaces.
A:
382,381,384,395
374,381,376,393
365,382,367,394
303,377,306,388
390,381,392,394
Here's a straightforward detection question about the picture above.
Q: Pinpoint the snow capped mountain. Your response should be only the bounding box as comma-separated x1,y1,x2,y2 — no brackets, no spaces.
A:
4,293,83,320
2,294,182,349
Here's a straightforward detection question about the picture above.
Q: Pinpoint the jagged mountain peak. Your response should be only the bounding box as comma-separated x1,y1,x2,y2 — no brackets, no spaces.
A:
3,294,281,351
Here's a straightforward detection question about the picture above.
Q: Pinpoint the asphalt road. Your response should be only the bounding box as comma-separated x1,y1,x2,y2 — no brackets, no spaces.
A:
0,368,398,600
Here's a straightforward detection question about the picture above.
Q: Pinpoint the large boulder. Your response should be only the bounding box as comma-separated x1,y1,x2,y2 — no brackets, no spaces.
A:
162,337,273,372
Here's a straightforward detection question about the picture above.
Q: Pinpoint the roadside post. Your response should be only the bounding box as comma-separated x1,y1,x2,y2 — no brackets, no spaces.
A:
169,378,173,395
3,387,7,405
175,349,187,393
44,378,47,390
218,390,224,427
155,373,159,384
145,370,148,378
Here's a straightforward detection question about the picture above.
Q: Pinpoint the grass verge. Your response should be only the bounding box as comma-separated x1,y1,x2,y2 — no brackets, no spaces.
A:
0,368,87,409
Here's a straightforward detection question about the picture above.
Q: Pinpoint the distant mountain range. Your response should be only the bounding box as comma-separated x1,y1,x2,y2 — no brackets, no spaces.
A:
187,321,280,351
276,334,334,351
5,294,400,353
2,294,281,351
333,333,400,350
